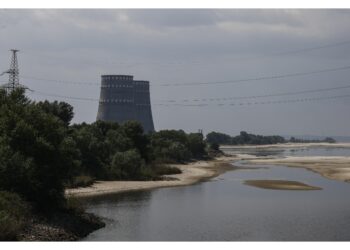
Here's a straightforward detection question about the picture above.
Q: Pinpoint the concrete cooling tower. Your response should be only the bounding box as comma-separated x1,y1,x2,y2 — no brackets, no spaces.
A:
96,75,155,133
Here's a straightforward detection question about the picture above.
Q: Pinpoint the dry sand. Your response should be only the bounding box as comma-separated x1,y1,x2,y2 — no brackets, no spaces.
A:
247,156,350,183
244,179,322,190
65,156,237,198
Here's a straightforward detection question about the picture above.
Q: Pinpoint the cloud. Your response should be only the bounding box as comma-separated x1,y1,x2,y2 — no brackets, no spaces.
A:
1,9,350,136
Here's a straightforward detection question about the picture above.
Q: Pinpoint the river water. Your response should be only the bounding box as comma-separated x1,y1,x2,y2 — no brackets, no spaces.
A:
83,147,350,241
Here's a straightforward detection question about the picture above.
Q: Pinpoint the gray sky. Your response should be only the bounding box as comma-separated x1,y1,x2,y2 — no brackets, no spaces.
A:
1,9,350,137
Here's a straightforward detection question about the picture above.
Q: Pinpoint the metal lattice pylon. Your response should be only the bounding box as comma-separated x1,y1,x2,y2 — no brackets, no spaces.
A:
1,49,27,93
8,49,20,89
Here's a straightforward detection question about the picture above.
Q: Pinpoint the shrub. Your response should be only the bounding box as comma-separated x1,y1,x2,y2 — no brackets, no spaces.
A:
68,175,95,188
109,149,143,180
209,142,220,151
0,191,29,240
188,133,207,158
65,196,85,215
154,165,182,176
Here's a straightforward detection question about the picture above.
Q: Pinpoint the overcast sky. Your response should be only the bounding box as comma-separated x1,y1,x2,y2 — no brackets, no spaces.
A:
1,9,350,137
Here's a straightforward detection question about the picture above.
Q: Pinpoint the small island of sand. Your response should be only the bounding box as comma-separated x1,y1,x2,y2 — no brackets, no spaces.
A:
244,179,322,190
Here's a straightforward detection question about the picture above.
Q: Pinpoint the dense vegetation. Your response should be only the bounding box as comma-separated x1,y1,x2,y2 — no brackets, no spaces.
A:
206,131,286,145
206,131,336,146
0,89,209,239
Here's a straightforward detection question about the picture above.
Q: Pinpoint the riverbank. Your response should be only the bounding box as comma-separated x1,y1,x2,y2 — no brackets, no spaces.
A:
221,142,350,149
66,156,237,198
18,210,105,241
246,156,350,183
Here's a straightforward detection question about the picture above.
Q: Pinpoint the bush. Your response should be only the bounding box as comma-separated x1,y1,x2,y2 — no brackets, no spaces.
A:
0,191,29,240
68,175,95,188
154,165,182,176
109,149,144,180
209,142,220,151
65,196,85,215
188,133,207,158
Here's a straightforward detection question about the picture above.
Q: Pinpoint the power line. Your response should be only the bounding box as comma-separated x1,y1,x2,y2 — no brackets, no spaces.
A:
267,40,350,57
30,89,350,108
20,64,350,88
158,83,350,103
20,75,98,86
156,65,350,87
30,81,350,104
33,90,99,102
155,94,350,107
22,38,350,68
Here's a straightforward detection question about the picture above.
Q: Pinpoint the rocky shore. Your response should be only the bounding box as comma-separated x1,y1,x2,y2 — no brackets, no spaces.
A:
18,211,105,241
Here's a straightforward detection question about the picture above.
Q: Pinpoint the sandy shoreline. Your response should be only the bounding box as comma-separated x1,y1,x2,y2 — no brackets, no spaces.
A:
246,156,350,183
66,143,350,197
221,142,350,149
65,156,237,198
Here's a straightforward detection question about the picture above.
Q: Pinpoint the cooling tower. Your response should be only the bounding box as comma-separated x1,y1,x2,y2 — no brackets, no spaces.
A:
96,75,155,133
134,80,155,133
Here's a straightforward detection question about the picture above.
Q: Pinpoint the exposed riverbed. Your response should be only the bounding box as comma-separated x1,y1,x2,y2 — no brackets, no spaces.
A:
81,145,350,241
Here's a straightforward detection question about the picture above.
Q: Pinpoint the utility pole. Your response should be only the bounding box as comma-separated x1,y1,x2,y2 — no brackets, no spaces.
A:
1,49,27,93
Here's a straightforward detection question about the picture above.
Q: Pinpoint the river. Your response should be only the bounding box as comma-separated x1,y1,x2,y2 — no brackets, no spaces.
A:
82,147,350,241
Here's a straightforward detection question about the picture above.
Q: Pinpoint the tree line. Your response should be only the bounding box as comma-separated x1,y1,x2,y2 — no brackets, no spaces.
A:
206,131,336,146
206,131,286,146
0,89,208,239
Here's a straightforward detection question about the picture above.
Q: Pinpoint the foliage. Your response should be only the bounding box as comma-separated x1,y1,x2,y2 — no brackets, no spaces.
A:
209,142,220,151
109,149,144,180
0,191,29,240
153,165,182,176
0,89,80,209
206,131,286,145
206,131,232,145
67,175,95,188
0,89,209,214
289,136,336,143
149,130,207,163
37,100,74,127
187,133,207,158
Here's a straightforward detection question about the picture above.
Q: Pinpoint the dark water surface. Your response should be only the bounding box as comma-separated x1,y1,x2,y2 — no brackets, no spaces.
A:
83,147,350,241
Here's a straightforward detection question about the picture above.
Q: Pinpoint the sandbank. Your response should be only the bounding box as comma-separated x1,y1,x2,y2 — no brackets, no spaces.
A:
65,156,237,198
244,179,322,190
247,156,350,183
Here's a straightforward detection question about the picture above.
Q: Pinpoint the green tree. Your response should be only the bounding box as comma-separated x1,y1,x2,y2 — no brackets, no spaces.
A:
188,133,207,158
109,149,143,179
37,100,74,127
0,89,80,209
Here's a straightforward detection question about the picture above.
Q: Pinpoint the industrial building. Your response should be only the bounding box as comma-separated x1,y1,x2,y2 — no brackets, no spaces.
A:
96,75,155,132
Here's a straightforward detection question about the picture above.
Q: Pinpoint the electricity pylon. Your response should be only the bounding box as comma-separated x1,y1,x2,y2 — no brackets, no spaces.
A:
1,49,28,93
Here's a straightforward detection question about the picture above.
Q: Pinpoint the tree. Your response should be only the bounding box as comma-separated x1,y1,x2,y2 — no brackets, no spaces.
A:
206,131,232,145
209,142,220,151
109,149,143,179
0,89,80,209
37,100,74,127
188,133,207,158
